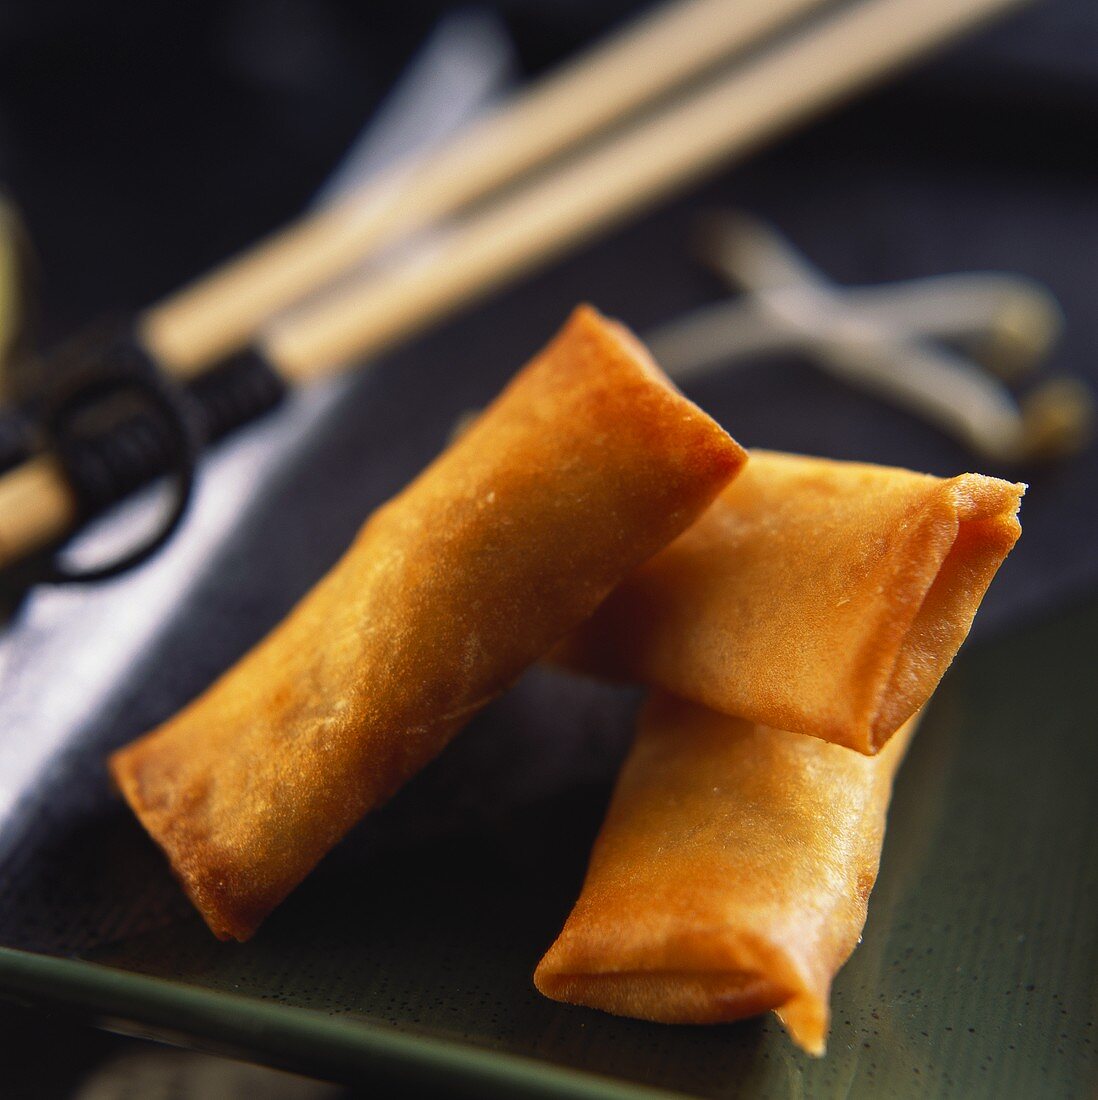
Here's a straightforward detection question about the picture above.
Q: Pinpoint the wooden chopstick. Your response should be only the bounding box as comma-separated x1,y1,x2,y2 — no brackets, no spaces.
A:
0,0,1029,570
139,0,829,376
262,0,1030,381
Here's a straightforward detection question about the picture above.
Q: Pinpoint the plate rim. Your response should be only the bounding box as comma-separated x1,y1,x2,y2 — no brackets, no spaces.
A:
0,945,684,1099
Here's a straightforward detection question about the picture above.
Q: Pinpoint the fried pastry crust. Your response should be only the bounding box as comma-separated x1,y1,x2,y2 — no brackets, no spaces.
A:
535,693,918,1054
556,450,1022,753
110,306,745,941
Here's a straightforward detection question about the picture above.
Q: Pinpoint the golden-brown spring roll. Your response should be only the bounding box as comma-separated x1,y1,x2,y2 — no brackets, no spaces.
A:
534,692,918,1055
109,306,746,941
556,450,1022,753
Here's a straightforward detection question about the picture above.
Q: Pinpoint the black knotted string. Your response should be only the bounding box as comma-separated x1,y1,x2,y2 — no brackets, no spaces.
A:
2,322,287,583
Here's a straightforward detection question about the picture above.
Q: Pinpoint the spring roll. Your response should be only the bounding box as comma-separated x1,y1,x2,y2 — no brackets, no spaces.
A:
109,305,746,941
534,692,918,1055
555,450,1022,753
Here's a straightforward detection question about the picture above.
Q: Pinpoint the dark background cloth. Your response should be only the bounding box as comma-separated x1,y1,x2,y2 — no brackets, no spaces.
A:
0,0,1095,628
0,0,1095,1095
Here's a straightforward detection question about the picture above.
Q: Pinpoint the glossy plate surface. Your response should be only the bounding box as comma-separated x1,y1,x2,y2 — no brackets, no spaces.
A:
0,595,1094,1098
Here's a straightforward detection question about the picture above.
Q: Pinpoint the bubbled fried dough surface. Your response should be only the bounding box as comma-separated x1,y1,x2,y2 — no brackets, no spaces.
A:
109,305,746,942
534,693,918,1055
556,451,1023,753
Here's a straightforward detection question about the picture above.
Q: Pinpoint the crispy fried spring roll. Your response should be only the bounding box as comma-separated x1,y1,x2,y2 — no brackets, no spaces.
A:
534,692,918,1055
109,306,746,941
556,450,1023,753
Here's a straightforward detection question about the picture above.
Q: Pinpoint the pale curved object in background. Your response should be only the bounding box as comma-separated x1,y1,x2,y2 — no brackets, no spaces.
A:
109,307,746,941
535,693,919,1055
556,450,1023,753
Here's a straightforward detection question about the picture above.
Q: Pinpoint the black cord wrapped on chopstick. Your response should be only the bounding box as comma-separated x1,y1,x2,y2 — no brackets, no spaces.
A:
6,327,285,582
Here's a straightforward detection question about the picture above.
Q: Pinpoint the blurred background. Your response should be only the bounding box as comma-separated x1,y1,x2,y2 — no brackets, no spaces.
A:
0,0,1094,1095
0,0,1095,620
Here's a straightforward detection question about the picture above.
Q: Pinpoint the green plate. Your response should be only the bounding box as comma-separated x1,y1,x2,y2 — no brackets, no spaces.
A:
0,595,1095,1098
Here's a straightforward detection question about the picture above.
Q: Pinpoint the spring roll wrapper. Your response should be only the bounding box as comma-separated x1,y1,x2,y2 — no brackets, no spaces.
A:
109,306,746,942
534,693,919,1055
555,450,1022,753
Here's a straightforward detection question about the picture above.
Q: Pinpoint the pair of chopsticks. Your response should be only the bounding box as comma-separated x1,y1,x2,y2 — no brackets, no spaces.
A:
0,0,1029,573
